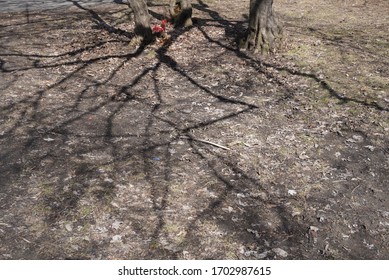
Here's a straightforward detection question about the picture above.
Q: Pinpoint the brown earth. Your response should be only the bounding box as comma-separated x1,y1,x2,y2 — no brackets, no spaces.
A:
0,0,388,259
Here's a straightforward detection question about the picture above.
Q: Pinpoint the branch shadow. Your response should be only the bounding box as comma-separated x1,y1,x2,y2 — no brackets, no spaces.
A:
193,0,388,112
66,0,135,38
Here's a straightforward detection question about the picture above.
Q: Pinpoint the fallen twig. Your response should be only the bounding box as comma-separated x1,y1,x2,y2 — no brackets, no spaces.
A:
351,185,361,194
0,222,11,227
180,135,231,151
21,237,31,244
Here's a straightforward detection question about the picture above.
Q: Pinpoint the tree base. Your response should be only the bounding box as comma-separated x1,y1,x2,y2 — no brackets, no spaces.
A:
241,29,283,55
242,0,283,55
169,0,193,27
134,25,153,44
128,0,153,44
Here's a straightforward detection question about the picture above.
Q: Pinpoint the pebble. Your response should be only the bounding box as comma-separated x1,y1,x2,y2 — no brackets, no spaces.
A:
110,235,122,243
65,223,73,232
272,248,288,258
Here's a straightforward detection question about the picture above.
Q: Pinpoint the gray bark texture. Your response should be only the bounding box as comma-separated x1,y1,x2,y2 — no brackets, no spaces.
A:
243,0,282,54
169,0,192,27
128,0,152,43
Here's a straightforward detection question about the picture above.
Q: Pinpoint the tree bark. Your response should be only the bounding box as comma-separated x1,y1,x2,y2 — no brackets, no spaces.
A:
128,0,153,43
243,0,282,54
169,0,192,27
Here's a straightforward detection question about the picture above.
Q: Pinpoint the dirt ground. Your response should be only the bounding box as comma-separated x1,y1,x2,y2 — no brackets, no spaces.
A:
0,0,388,259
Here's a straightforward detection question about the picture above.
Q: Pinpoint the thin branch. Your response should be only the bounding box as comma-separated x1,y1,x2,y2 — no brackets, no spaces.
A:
180,135,231,151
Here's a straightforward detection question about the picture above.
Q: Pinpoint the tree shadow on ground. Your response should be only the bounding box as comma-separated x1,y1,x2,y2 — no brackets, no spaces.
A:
194,1,388,112
0,0,387,260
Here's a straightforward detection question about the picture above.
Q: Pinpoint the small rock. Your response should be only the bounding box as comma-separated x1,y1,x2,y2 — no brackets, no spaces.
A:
110,235,122,244
288,189,297,196
308,226,319,244
352,135,364,142
342,234,350,239
299,152,310,160
104,178,114,183
65,223,73,232
181,108,193,114
364,145,375,151
346,135,364,143
112,220,122,230
310,226,319,232
292,210,301,217
272,248,288,258
257,251,268,259
243,250,257,257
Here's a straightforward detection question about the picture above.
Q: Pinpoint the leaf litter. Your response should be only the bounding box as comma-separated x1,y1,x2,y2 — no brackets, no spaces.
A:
0,0,388,259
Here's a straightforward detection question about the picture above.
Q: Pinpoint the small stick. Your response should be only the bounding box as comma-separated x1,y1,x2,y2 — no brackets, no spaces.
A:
21,237,31,244
180,135,231,151
351,185,360,194
0,223,11,227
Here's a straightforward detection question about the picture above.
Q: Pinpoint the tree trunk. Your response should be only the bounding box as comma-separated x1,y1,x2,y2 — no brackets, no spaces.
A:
128,0,152,43
169,0,192,27
243,0,282,54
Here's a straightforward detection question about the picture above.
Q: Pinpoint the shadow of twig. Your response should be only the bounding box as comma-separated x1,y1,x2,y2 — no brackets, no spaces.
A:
67,0,135,38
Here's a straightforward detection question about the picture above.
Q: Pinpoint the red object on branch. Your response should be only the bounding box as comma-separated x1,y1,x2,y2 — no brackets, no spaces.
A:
161,19,168,29
152,19,168,34
152,25,165,33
